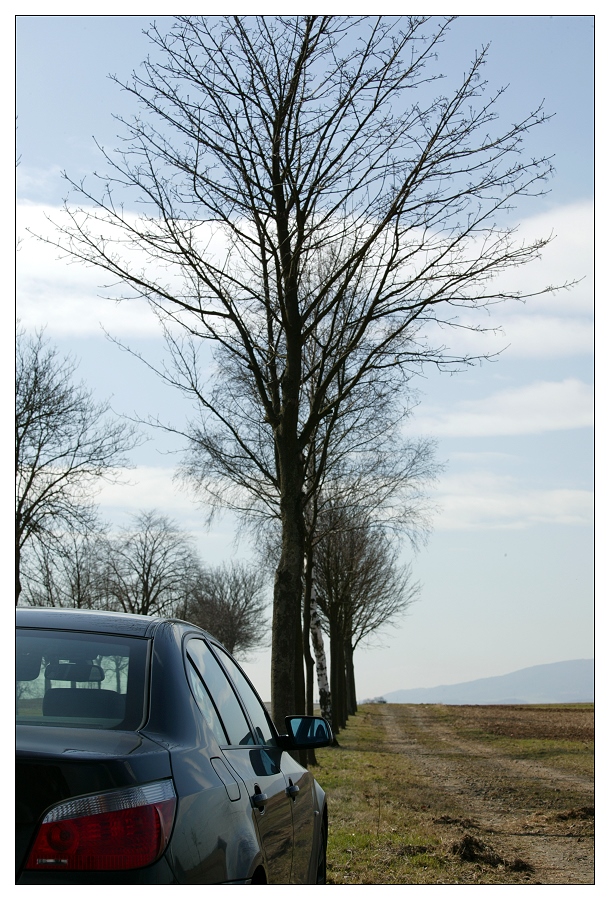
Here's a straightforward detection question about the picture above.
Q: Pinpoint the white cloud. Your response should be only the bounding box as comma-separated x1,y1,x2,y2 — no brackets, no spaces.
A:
433,313,592,360
17,200,593,361
414,378,592,438
432,471,592,531
17,204,162,337
503,201,593,317
424,200,593,360
494,314,592,359
96,465,196,516
16,201,248,338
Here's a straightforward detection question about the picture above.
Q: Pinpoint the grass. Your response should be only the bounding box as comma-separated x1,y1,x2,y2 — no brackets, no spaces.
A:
312,704,594,885
313,711,474,884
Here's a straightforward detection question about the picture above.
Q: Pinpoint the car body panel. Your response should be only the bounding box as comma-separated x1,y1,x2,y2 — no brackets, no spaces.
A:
279,753,319,883
17,857,178,885
221,746,293,883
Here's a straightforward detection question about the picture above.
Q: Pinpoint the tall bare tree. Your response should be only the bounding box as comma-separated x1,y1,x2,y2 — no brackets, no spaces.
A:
174,316,438,721
43,16,562,724
16,327,139,604
178,561,269,658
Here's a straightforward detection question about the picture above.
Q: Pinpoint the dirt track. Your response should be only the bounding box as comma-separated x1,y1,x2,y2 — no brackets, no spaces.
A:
375,703,594,884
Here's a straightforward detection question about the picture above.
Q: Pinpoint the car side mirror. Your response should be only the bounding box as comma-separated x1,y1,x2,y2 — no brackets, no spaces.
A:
280,715,332,749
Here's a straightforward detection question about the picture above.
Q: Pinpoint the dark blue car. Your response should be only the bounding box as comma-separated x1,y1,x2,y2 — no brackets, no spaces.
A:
16,607,331,884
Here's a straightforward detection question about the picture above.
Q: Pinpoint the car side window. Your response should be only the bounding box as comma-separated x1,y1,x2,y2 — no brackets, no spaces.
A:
186,657,228,746
212,644,277,747
187,639,255,747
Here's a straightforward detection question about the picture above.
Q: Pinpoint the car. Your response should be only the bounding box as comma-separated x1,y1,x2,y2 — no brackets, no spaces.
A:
16,607,332,884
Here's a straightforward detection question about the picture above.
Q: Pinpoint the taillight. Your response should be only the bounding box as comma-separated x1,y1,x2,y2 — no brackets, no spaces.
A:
26,780,176,871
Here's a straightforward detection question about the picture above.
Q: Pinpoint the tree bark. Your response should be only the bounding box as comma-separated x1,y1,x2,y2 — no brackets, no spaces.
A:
302,552,318,765
345,640,357,717
303,552,316,715
310,596,332,728
16,542,22,605
271,445,305,728
330,622,347,732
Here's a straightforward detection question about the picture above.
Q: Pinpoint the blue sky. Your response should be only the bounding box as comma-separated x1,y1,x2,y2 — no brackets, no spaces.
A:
16,15,593,700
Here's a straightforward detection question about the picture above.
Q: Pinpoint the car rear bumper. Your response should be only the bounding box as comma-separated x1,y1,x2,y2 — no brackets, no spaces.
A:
17,856,177,884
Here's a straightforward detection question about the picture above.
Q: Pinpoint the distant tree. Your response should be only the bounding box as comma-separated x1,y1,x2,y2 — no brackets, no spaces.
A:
20,519,109,609
44,15,562,724
314,501,418,732
16,326,140,604
298,368,437,723
102,510,200,616
179,562,269,658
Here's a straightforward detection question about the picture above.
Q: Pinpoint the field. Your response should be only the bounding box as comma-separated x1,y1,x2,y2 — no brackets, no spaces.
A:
314,703,594,885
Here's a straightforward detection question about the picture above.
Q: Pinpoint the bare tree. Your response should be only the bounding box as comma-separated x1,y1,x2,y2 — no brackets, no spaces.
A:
16,327,140,604
178,562,269,658
297,362,438,722
42,16,563,724
314,501,418,732
20,519,109,609
102,510,200,616
175,320,438,721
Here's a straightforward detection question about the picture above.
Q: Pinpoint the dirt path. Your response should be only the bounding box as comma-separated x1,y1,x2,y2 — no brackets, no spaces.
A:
376,704,594,885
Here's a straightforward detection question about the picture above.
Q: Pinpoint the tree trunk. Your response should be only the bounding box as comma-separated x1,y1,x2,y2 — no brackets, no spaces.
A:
310,596,332,727
345,641,357,717
16,540,22,605
303,553,316,717
271,443,305,729
303,553,317,765
330,622,347,733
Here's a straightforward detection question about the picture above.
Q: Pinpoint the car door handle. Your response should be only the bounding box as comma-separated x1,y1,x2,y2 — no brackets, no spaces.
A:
252,791,268,810
286,782,299,800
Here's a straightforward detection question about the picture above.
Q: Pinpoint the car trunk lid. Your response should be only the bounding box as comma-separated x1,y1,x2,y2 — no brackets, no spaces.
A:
16,725,172,878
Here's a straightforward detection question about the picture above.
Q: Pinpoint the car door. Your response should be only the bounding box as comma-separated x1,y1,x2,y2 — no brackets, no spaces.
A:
187,639,294,884
276,748,317,883
211,644,317,884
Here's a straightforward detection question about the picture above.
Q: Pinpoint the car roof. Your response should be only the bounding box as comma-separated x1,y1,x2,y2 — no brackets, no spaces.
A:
17,606,184,638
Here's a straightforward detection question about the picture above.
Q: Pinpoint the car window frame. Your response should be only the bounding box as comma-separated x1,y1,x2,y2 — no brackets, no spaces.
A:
183,634,257,749
207,640,279,749
184,653,230,746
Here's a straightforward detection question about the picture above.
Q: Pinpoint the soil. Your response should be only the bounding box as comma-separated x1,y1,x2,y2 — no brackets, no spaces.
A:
373,703,594,885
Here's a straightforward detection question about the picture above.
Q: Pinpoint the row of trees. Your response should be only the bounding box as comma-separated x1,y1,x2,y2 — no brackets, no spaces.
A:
313,503,420,733
16,326,268,658
15,327,139,604
24,16,561,731
17,327,417,711
21,508,268,658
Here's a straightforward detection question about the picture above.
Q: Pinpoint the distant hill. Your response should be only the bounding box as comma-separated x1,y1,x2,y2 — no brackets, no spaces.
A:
379,659,594,705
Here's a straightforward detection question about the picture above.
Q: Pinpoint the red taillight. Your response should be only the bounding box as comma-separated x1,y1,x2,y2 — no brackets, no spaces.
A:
26,781,176,871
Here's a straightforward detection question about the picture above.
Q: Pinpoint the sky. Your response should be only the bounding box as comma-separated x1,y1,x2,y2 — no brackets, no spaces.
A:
15,14,594,702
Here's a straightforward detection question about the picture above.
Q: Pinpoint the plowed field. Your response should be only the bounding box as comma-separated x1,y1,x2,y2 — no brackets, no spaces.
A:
315,703,594,884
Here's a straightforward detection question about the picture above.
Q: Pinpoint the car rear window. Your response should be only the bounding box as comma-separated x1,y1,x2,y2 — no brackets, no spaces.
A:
16,628,148,730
